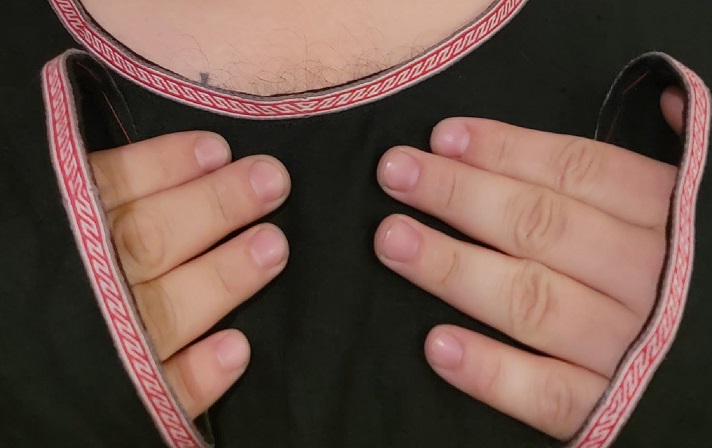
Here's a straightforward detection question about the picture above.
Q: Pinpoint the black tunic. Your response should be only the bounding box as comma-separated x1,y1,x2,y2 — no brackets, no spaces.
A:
2,1,712,447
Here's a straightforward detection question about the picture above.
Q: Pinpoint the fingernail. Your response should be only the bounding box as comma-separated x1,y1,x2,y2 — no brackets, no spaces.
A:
216,333,249,371
381,150,420,192
380,219,421,262
249,160,286,202
432,121,469,157
429,332,463,370
194,136,230,171
250,228,286,268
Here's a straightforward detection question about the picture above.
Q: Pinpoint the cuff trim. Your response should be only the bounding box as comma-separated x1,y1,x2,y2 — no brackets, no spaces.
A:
570,53,711,448
42,50,209,448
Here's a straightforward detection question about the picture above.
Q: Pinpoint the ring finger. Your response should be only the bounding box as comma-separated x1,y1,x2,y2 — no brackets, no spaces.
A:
374,214,642,377
133,223,288,360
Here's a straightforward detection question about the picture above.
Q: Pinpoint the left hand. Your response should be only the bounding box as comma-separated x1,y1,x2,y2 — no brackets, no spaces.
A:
374,90,684,439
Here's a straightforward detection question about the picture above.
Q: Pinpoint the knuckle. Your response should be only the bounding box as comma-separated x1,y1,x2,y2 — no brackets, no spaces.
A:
206,177,248,225
508,261,555,339
171,351,203,416
213,257,242,302
636,233,668,317
538,370,575,434
434,247,464,289
647,233,668,281
134,281,179,359
111,206,167,275
90,156,123,208
473,353,503,399
492,126,516,173
619,312,646,354
437,169,465,214
554,138,602,193
651,234,667,277
508,187,567,257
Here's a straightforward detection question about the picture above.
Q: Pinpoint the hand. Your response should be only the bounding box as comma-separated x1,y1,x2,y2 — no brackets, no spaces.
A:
89,132,290,418
374,89,685,439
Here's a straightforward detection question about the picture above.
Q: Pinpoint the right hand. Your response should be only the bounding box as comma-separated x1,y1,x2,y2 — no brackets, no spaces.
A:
89,131,291,418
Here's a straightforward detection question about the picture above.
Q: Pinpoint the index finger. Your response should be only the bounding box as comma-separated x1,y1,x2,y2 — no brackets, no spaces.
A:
89,131,231,211
430,118,677,229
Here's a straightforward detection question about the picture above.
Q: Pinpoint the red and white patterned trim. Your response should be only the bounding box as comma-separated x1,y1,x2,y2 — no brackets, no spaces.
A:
42,7,712,444
569,55,711,448
41,51,208,448
48,0,528,119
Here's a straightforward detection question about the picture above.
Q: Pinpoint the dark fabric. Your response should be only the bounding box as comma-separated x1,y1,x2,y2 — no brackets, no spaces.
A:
0,4,167,448
2,1,712,447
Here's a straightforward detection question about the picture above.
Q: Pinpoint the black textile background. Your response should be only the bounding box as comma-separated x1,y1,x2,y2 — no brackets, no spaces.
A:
2,1,712,447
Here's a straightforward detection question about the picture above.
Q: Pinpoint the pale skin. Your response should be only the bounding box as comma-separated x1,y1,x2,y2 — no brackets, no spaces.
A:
88,87,686,440
80,0,497,95
79,0,684,437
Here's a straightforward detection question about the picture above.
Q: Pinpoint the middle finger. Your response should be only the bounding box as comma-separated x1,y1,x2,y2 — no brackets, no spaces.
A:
134,223,288,360
377,147,665,316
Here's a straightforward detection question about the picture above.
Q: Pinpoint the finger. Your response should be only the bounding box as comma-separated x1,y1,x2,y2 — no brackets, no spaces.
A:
377,148,665,315
424,325,608,440
90,131,232,211
660,86,686,135
375,215,641,377
164,329,250,419
110,155,290,284
429,118,677,229
133,224,288,360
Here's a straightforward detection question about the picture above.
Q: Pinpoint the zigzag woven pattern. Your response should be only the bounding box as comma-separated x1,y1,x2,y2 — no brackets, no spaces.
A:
571,56,711,448
42,54,205,448
49,0,526,119
43,1,712,445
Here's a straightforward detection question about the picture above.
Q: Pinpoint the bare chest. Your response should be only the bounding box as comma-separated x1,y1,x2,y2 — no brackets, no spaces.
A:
80,0,497,95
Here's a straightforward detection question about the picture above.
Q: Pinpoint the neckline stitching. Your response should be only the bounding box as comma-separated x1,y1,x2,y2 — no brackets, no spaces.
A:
49,0,527,118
